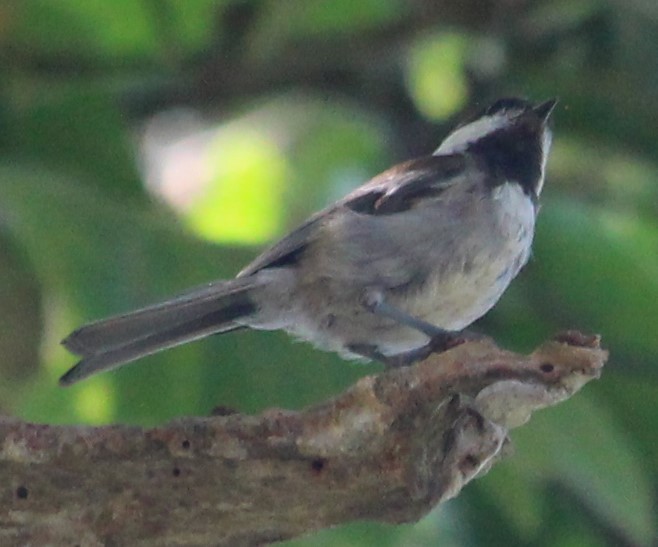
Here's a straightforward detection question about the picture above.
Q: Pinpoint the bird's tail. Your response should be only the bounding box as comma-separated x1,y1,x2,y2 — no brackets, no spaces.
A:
59,278,257,386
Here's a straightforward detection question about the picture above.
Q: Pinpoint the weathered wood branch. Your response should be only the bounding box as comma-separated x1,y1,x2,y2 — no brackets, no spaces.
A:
0,332,606,546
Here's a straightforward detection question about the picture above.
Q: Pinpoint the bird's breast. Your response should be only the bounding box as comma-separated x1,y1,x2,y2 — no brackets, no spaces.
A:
396,182,536,331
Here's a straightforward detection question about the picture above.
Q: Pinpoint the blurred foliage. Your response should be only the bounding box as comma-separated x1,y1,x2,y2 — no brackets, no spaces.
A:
0,0,656,545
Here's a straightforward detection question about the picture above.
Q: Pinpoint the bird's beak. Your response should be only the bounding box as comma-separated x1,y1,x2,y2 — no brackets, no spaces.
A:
533,98,558,122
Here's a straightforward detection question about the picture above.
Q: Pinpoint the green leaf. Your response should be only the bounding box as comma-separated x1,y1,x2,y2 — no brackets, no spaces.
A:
532,199,658,367
8,83,144,200
595,375,658,473
6,0,159,60
406,33,470,120
476,458,546,540
266,0,404,37
513,391,655,545
185,127,288,244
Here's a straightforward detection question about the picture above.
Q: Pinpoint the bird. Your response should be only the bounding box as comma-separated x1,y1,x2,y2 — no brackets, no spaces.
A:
60,97,556,386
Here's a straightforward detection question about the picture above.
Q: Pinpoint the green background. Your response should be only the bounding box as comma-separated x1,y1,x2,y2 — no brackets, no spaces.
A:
0,1,656,545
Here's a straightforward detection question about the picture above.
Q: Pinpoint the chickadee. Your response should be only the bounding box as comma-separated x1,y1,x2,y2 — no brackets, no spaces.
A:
60,97,556,386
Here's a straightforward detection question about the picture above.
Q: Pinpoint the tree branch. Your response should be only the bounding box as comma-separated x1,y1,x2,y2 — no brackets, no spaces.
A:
1,331,606,546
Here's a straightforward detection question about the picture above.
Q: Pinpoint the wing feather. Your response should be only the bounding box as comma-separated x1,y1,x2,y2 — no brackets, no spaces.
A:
238,153,466,276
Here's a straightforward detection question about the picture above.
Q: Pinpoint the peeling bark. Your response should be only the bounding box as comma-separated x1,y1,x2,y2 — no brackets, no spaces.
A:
0,332,607,546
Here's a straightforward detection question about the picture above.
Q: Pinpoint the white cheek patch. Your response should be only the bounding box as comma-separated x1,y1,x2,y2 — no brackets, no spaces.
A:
434,114,511,155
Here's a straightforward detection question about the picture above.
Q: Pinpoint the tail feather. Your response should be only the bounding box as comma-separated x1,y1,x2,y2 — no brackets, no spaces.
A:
63,278,256,355
60,279,257,386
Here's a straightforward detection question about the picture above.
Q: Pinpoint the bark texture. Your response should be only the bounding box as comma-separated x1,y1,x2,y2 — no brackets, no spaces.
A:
0,331,607,546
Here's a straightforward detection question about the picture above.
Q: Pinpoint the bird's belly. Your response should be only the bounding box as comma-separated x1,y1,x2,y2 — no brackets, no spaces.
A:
284,247,528,358
409,252,523,330
365,250,530,356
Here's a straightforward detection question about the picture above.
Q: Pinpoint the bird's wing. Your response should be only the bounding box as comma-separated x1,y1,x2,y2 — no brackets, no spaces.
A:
237,210,328,277
238,153,466,277
341,153,466,214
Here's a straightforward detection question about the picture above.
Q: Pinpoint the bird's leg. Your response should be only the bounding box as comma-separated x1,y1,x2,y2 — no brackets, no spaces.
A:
347,342,433,367
351,290,469,368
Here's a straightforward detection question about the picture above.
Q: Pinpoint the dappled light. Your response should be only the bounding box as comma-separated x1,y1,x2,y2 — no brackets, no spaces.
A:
405,33,470,120
141,112,289,244
72,377,116,424
0,1,656,545
187,128,287,243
